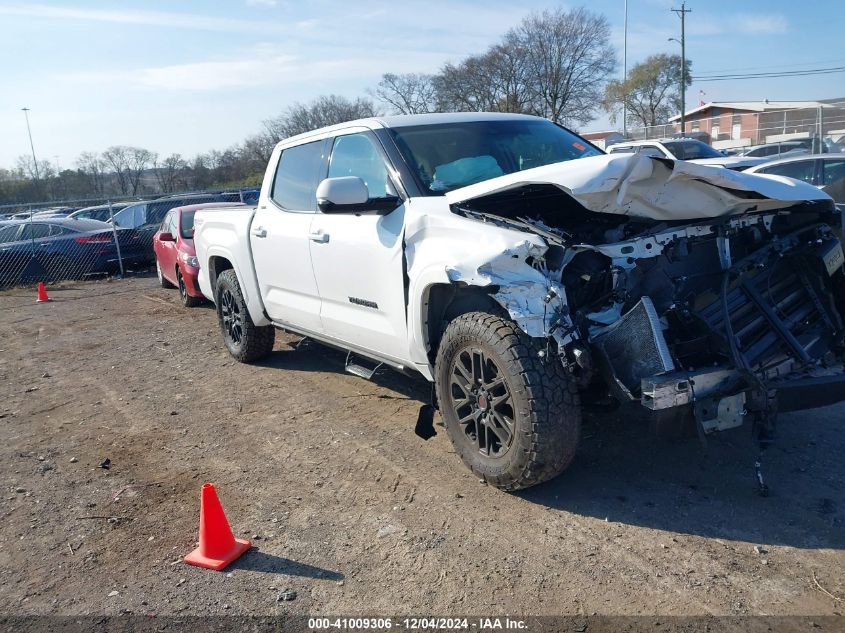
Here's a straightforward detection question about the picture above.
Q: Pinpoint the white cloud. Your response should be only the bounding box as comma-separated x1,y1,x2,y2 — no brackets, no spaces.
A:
0,3,277,33
57,43,450,93
63,55,296,91
735,13,788,34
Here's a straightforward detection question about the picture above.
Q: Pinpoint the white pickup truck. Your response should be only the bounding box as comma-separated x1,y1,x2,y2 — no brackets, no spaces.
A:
194,112,845,492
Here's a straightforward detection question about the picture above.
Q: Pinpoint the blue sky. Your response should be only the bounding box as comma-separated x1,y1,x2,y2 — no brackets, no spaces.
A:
1,0,844,169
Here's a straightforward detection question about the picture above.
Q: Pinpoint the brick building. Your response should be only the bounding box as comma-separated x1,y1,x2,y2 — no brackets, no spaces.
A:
667,99,845,150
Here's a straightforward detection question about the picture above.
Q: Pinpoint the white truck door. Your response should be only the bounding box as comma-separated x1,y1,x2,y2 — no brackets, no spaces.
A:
250,139,325,332
308,132,410,364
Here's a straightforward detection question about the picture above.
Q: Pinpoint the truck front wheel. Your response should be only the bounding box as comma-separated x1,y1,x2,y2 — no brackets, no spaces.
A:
434,312,581,491
215,269,275,362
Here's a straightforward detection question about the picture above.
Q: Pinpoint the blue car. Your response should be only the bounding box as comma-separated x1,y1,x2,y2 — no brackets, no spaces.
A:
0,218,148,287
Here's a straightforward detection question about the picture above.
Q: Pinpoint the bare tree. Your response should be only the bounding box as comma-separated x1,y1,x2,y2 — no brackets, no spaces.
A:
265,94,380,140
154,153,188,193
14,155,53,182
434,56,501,112
126,147,156,195
101,146,131,195
603,54,692,128
435,40,532,114
242,132,276,167
101,146,155,195
514,7,616,126
371,73,440,114
76,151,108,195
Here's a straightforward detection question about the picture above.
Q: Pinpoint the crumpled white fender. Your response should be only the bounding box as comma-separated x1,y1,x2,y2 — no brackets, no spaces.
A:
444,239,568,338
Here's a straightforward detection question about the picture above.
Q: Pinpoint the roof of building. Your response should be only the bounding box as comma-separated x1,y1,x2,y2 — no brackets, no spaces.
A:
581,130,624,140
668,100,837,122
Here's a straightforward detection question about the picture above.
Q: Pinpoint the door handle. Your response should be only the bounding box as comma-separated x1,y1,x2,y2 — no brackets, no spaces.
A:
251,226,267,238
309,231,330,243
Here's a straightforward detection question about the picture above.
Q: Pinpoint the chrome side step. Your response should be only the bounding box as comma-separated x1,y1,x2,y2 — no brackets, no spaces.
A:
345,351,383,380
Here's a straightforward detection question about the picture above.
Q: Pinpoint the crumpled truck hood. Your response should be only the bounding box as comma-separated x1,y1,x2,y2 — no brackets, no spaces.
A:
689,156,767,169
444,153,831,221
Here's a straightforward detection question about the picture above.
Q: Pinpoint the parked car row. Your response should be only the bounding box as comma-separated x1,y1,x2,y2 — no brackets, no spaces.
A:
0,188,258,225
740,137,842,158
0,217,148,288
0,188,259,288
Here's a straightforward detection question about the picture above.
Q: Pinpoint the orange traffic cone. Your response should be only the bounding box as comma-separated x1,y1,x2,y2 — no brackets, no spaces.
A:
184,483,251,571
36,282,51,303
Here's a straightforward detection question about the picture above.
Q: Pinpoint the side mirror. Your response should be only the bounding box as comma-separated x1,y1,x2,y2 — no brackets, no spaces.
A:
158,232,175,242
316,177,400,214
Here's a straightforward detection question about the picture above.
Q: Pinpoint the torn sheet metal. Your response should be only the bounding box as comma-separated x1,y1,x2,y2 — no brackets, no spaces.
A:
445,152,831,221
443,239,569,338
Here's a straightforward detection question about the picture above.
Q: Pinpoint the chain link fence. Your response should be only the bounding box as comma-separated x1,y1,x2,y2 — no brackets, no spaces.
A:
603,104,845,154
0,187,258,290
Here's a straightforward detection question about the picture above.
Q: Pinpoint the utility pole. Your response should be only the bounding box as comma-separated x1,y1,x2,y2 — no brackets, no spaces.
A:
671,2,691,135
622,0,628,138
21,107,40,182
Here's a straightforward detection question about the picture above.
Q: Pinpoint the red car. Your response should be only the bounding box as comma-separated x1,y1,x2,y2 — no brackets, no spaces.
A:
154,202,245,306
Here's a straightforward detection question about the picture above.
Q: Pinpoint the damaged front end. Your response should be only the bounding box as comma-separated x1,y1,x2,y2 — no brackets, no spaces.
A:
445,155,845,477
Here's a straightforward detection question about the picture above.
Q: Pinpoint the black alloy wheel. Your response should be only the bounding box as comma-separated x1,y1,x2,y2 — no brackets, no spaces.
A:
448,346,515,458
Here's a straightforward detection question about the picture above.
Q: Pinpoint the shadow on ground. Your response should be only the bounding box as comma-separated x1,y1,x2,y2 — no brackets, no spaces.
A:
256,339,844,551
232,549,344,581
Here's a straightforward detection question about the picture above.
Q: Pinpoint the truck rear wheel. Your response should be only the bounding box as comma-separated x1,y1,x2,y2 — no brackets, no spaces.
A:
215,269,275,362
434,311,581,491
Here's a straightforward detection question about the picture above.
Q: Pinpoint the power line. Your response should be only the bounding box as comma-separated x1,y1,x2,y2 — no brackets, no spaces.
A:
693,66,845,82
696,57,845,75
696,65,845,79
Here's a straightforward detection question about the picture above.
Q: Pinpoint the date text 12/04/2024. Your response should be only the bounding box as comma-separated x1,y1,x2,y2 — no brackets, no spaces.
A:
307,618,528,630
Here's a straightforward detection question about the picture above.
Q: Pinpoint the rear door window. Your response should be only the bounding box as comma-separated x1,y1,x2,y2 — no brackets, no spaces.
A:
147,202,177,226
822,159,845,203
759,160,818,184
822,160,845,186
19,224,54,240
270,140,325,212
0,225,21,244
113,203,147,228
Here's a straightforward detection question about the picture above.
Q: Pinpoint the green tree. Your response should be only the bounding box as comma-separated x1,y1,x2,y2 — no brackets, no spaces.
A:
603,54,692,128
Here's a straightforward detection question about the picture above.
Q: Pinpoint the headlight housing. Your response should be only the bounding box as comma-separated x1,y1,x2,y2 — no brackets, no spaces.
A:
180,253,199,268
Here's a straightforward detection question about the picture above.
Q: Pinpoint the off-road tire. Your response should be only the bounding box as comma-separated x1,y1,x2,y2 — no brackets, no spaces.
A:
156,260,174,288
215,269,275,362
435,311,581,491
177,269,202,308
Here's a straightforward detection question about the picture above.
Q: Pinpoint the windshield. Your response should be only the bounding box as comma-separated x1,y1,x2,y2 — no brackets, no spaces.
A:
662,140,722,160
180,211,196,239
387,120,602,194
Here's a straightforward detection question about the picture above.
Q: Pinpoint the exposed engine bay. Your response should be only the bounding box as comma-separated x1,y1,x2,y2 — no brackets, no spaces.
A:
449,181,845,489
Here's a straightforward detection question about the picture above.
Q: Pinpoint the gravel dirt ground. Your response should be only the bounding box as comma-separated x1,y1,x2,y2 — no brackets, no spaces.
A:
0,277,843,620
